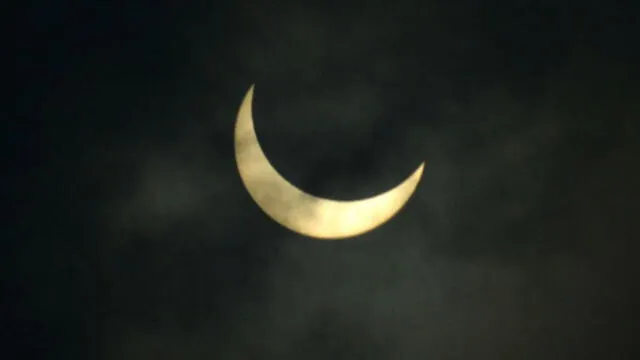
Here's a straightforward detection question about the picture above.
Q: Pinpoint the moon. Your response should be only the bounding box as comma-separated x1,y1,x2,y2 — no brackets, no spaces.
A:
234,85,425,239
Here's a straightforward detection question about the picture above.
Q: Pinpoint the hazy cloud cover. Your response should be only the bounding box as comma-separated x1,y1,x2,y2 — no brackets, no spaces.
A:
11,0,639,359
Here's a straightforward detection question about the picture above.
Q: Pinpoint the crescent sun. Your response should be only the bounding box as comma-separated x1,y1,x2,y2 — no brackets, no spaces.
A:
234,85,425,240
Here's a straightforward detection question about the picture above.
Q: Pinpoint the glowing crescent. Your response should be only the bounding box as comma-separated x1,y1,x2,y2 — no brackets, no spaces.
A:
234,85,425,239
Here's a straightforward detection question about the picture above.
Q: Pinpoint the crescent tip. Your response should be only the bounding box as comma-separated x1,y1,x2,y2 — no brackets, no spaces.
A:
244,84,255,103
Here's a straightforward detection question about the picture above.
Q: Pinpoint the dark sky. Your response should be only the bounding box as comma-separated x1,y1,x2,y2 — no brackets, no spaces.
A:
11,0,640,359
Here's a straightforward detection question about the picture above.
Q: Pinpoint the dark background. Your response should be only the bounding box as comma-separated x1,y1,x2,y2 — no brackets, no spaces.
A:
11,0,639,359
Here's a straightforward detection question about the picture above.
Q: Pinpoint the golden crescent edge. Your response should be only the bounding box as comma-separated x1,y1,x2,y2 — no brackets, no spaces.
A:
234,84,425,240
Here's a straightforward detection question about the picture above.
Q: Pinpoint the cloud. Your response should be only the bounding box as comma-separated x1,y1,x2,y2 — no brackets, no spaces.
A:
91,4,638,358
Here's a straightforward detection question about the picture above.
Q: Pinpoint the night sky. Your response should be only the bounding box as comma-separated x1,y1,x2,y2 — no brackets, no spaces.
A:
11,0,640,359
